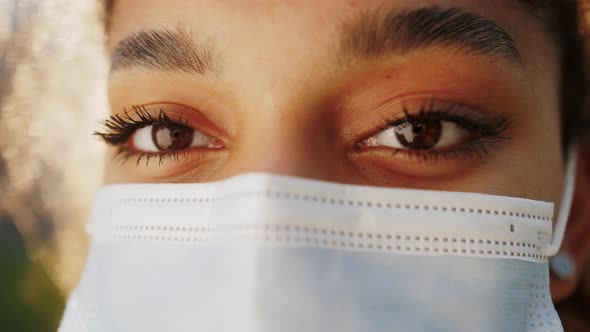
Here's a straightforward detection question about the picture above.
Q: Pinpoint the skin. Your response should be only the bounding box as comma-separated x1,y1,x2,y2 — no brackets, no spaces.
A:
106,0,590,303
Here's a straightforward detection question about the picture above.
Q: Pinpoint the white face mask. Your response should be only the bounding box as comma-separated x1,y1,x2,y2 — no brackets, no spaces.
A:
59,152,577,332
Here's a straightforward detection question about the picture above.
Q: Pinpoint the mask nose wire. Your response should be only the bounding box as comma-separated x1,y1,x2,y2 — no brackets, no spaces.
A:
546,145,578,256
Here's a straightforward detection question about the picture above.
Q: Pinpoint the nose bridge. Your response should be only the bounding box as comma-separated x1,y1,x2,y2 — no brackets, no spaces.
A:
221,95,353,182
229,110,322,177
216,7,341,180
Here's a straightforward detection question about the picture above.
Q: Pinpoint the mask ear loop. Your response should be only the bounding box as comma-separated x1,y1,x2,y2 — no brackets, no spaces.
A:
546,145,578,256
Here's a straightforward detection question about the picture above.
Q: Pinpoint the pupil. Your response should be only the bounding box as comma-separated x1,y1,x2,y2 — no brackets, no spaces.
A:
152,124,194,150
412,124,423,134
394,119,442,149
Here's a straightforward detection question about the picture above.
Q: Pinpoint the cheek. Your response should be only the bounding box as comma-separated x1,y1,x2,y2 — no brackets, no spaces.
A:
481,109,563,204
516,23,564,202
515,116,563,202
519,60,563,202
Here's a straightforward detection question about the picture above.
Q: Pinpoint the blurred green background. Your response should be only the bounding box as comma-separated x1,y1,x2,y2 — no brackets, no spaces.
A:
0,216,64,331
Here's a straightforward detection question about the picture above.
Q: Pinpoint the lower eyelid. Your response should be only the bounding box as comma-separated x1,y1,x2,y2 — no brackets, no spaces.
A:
347,147,482,179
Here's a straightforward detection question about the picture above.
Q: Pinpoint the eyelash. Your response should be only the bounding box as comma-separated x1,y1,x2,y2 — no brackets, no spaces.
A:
96,102,511,166
363,101,511,162
95,105,192,166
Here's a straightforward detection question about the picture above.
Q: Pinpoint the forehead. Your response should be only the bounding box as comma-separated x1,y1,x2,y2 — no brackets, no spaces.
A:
106,0,558,115
107,0,546,53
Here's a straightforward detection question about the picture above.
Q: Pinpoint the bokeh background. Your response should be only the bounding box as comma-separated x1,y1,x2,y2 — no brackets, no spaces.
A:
0,1,107,331
0,1,588,332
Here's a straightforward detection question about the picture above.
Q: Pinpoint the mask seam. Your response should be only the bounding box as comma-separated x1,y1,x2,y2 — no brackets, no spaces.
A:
90,223,551,262
99,190,553,222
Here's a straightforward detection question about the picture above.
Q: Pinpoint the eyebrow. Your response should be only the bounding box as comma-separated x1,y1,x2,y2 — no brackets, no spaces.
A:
110,27,218,75
340,6,522,66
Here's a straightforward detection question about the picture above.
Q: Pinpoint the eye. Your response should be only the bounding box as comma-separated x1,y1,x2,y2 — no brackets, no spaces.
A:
352,101,512,165
364,119,470,151
131,123,224,152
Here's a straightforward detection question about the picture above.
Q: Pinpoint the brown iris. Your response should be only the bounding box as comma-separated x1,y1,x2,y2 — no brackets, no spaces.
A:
151,124,195,150
394,119,442,149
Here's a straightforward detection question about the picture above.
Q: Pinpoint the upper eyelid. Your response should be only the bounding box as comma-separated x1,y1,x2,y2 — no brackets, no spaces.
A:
384,103,460,126
382,101,509,127
374,102,470,131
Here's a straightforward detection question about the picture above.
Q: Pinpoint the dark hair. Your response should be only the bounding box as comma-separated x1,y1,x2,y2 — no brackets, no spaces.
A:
539,0,590,151
102,0,590,150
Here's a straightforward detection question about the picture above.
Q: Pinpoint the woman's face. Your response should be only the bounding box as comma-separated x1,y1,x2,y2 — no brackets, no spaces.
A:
104,0,564,204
